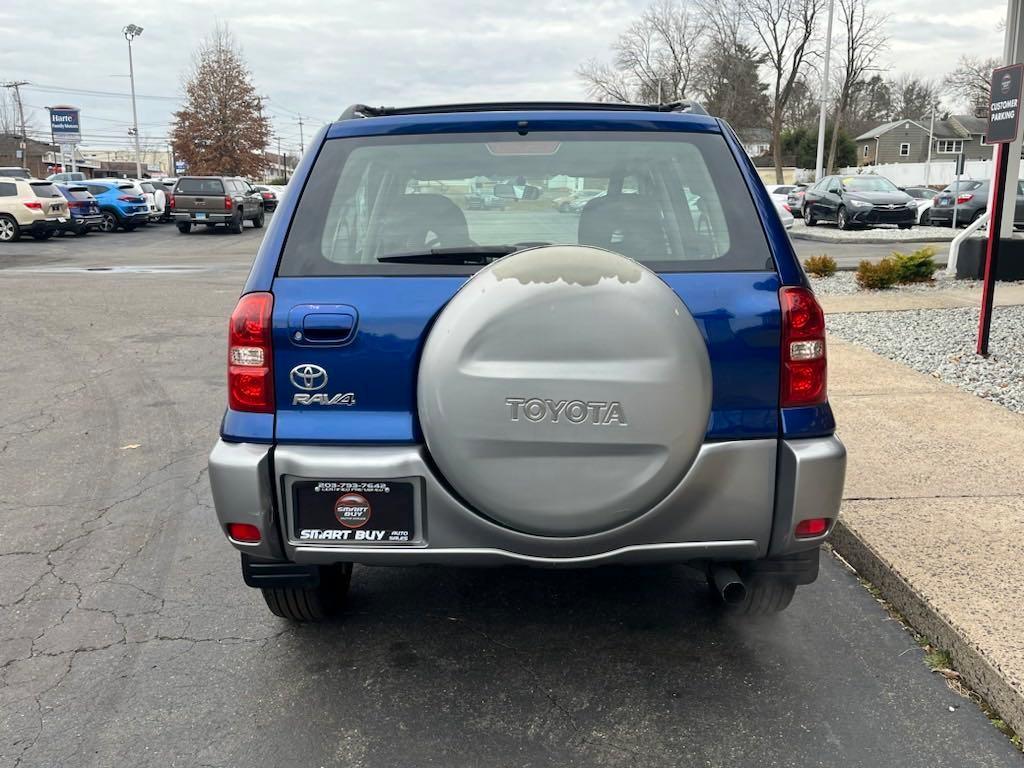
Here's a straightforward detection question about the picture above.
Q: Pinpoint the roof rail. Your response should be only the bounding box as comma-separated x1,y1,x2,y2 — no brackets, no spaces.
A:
337,101,709,120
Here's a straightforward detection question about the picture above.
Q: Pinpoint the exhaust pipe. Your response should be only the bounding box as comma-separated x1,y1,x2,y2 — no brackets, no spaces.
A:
710,564,747,605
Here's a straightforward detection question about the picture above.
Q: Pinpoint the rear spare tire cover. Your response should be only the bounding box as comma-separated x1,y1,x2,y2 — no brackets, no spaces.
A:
418,245,712,537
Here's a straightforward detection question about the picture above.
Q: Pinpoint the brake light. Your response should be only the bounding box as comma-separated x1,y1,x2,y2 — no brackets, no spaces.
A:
227,523,261,543
780,286,827,407
224,195,233,210
118,195,135,202
23,201,42,210
228,292,274,412
956,193,974,205
169,194,175,210
783,203,792,212
795,517,829,537
261,192,273,199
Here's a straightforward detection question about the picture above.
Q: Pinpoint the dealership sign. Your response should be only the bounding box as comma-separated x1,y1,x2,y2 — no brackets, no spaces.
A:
49,106,81,144
986,64,1024,144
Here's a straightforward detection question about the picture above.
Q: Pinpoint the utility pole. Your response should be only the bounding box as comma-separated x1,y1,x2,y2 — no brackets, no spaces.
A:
123,24,144,178
276,135,285,182
297,117,305,155
924,102,936,188
814,0,836,181
2,81,29,145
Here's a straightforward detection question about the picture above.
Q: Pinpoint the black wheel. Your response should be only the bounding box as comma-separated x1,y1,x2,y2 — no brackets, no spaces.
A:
252,208,265,228
261,563,353,622
920,209,931,226
720,577,797,616
898,223,913,230
559,202,570,213
99,211,118,233
969,209,985,227
75,226,90,236
230,210,244,234
31,230,53,241
836,206,851,230
177,222,192,234
805,209,817,226
0,215,21,242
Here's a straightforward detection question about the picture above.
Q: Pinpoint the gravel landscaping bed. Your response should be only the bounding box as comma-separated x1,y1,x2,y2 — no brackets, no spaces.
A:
809,272,982,295
828,305,1024,413
791,220,962,243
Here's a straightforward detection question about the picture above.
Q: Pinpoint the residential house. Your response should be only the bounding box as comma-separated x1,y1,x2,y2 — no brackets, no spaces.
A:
854,115,992,166
737,128,772,159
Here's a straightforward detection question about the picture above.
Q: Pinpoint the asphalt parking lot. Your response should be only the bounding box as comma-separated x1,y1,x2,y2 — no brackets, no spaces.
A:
1,220,1019,767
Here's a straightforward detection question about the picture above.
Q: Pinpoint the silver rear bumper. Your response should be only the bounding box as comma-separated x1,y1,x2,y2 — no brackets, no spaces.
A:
208,436,846,567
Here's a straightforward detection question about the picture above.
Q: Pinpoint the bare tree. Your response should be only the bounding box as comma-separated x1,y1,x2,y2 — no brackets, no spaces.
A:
944,56,1001,115
740,0,826,182
170,24,271,177
888,74,941,119
825,0,887,173
578,0,706,103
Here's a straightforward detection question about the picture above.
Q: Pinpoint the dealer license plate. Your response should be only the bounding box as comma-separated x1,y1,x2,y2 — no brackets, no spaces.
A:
195,212,206,220
293,480,416,544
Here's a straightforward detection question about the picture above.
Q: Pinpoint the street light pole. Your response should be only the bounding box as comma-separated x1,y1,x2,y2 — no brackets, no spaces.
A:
924,102,936,188
123,24,144,178
814,0,836,181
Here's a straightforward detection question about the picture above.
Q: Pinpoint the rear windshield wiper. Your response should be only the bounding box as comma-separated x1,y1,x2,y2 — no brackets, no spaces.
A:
378,245,518,264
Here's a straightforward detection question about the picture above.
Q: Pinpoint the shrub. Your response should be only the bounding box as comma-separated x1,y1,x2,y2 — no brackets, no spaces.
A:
889,247,938,283
804,254,838,277
855,258,899,290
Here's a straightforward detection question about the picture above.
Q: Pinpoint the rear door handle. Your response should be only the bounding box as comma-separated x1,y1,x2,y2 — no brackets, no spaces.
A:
287,304,359,346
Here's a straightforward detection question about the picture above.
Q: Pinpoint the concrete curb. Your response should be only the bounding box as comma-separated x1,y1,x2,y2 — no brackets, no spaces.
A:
830,518,1024,738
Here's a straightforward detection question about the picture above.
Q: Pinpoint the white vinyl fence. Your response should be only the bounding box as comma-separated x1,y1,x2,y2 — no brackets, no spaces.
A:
836,159,1024,188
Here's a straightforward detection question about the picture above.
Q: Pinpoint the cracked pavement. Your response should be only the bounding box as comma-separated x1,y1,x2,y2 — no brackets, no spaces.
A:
1,224,1020,767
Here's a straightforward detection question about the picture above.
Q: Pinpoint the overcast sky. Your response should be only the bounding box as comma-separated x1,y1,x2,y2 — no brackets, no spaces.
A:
0,0,1006,154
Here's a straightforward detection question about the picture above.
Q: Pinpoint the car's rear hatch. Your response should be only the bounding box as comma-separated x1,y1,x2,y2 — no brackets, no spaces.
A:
267,122,782,446
174,177,227,213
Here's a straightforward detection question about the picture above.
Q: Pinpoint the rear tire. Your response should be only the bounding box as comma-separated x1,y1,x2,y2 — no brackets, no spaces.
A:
252,208,265,228
920,209,931,226
261,563,353,622
720,577,797,616
230,210,244,234
177,222,192,234
31,231,53,241
0,214,19,242
805,209,817,226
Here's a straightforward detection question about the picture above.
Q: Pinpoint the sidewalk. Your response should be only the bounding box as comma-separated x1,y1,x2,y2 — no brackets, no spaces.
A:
819,282,1024,314
827,332,1024,737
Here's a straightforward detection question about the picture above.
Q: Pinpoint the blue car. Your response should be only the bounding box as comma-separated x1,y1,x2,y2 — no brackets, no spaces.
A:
82,180,150,232
54,183,102,236
207,101,847,621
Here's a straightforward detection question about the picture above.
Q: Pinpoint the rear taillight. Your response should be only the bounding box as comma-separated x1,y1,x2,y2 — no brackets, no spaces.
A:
23,201,42,210
261,192,273,199
782,203,792,212
169,194,175,210
795,517,829,537
228,292,274,412
780,286,827,408
224,195,233,210
957,193,974,204
933,195,940,205
118,195,135,202
226,523,261,543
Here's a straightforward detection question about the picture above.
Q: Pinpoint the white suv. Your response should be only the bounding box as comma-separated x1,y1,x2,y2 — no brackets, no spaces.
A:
0,178,70,242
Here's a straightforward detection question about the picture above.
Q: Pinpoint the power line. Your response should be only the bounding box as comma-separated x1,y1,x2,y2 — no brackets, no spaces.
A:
24,83,180,102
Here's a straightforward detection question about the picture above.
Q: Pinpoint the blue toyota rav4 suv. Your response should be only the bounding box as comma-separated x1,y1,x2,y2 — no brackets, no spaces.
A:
208,102,846,621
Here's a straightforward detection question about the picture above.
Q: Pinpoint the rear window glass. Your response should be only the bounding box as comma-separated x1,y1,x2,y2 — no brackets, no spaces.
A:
67,187,92,200
140,182,155,192
31,183,61,198
0,168,29,178
279,131,772,275
177,178,224,195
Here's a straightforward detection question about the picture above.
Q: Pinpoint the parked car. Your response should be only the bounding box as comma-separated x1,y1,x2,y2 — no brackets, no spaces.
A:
0,178,69,241
557,188,605,213
0,167,31,179
928,179,1024,228
47,171,87,183
774,198,794,229
464,192,506,210
137,180,161,221
903,186,936,225
803,174,916,230
54,183,102,235
149,180,173,222
83,180,151,232
253,184,279,212
766,184,799,206
207,100,845,622
785,183,809,217
171,176,265,233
